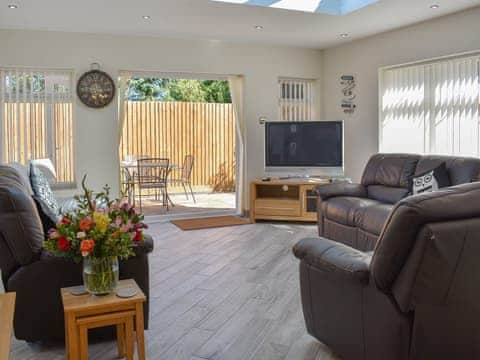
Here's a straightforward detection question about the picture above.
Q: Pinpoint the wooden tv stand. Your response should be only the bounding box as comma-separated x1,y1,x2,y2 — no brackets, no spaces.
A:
249,178,329,223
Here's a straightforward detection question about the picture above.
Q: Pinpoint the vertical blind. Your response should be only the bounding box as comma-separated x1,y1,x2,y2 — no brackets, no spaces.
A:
380,55,480,156
0,68,75,185
279,78,314,121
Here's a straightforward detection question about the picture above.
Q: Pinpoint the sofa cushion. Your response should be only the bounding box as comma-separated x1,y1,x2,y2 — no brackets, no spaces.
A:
409,162,450,195
361,154,420,188
323,197,382,227
5,162,33,195
30,163,60,232
355,203,394,236
415,155,480,186
367,185,410,204
0,165,44,267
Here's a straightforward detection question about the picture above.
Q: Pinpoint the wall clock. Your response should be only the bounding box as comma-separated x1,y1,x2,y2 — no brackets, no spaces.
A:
77,69,115,108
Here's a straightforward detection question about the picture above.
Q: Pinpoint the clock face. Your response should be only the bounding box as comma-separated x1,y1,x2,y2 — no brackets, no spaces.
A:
77,70,115,108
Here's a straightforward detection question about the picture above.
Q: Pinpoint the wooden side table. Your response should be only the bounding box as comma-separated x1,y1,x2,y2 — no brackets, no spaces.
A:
61,279,146,360
0,292,16,360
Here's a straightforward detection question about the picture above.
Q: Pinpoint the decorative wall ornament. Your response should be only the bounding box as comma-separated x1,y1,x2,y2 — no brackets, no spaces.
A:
77,63,115,108
341,75,356,114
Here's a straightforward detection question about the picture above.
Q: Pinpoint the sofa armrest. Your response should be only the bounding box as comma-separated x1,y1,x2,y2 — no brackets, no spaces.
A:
293,237,372,284
315,183,367,201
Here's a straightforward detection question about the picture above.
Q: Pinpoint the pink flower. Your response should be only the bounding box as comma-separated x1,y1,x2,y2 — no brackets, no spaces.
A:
115,216,122,226
120,223,131,233
48,230,58,239
133,223,148,230
122,202,132,211
77,231,86,238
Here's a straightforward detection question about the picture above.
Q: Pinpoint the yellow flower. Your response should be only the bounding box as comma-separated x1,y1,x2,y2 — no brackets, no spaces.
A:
93,212,110,233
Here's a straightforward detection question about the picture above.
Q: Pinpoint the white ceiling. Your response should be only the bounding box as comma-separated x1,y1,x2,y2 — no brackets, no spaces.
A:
0,0,479,49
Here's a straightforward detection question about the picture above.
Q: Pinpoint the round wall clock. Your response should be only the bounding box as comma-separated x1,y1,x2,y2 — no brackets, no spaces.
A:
77,70,115,108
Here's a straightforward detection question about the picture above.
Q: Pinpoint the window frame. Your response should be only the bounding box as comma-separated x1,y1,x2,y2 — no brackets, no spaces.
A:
0,67,76,188
378,52,480,156
278,77,315,121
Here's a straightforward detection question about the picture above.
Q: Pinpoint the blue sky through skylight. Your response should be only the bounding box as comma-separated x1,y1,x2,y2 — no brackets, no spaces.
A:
211,0,380,15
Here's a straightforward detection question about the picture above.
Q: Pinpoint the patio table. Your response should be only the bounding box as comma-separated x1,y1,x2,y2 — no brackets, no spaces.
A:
120,160,178,209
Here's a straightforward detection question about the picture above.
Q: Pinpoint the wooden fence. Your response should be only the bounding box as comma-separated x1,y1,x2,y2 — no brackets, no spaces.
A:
119,101,236,192
2,102,75,184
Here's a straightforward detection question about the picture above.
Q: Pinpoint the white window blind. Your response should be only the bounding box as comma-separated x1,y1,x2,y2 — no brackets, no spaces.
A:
0,68,75,185
279,78,314,121
380,55,480,156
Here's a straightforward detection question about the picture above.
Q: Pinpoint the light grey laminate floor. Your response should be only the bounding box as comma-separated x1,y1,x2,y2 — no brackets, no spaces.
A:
10,221,339,360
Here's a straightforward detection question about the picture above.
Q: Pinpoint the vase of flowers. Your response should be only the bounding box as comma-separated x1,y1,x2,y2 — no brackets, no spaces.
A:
83,256,119,295
44,176,147,295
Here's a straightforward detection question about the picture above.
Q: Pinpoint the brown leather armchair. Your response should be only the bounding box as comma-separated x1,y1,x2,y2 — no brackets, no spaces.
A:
294,181,480,360
0,165,153,342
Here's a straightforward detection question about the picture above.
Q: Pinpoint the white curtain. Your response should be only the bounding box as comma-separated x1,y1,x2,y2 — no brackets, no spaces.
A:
380,64,427,153
228,75,246,214
380,55,480,156
118,71,132,147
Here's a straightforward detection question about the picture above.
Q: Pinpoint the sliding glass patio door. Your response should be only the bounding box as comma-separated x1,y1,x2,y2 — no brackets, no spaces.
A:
118,71,243,219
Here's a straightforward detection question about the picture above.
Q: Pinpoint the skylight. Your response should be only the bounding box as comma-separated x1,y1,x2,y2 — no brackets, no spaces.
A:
211,0,380,15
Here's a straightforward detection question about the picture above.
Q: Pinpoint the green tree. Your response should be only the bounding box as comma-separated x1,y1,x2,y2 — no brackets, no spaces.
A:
201,80,231,103
126,78,169,101
166,79,206,102
126,78,232,103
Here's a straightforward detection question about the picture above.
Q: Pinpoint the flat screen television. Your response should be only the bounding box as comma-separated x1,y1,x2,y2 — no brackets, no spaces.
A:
265,121,343,171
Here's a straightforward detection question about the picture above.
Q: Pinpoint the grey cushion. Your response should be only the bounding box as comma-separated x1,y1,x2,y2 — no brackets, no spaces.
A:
30,163,59,227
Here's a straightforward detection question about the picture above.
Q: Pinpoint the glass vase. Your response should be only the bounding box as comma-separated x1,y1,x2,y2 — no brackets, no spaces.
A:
83,256,119,295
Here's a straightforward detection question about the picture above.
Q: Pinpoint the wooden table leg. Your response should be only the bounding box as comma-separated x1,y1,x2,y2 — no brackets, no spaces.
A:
79,325,89,360
135,302,146,360
64,313,70,360
125,317,134,360
116,323,126,358
66,313,80,360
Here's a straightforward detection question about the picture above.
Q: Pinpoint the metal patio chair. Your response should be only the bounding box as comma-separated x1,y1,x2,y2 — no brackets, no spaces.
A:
168,155,196,203
135,157,172,211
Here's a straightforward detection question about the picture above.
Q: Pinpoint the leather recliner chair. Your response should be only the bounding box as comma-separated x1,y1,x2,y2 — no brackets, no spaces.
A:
294,181,480,360
0,165,153,342
317,153,480,251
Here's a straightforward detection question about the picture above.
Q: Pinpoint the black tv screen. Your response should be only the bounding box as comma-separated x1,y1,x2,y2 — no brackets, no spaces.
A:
265,121,343,167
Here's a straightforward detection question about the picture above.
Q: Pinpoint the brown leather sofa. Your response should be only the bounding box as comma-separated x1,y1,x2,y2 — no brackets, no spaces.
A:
317,153,480,251
294,181,480,359
0,165,153,342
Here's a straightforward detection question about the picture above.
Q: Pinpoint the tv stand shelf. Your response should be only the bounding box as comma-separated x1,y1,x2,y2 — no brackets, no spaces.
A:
250,178,329,223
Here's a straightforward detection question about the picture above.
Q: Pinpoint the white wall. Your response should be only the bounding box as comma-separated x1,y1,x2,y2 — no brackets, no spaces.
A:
3,6,480,203
322,7,480,181
0,30,322,206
